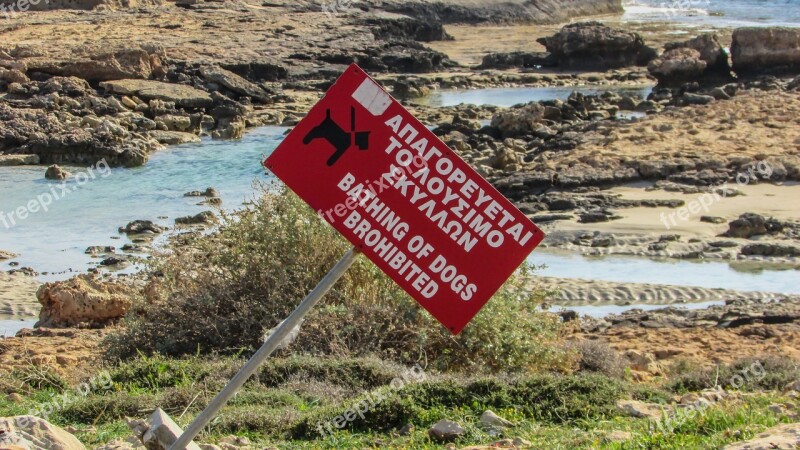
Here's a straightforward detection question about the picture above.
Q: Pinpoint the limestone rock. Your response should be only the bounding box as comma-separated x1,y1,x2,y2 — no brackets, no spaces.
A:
478,51,556,69
155,115,192,132
427,420,465,442
211,117,245,140
217,435,251,449
732,27,800,74
723,423,800,449
664,33,731,76
141,408,201,450
0,68,30,84
648,48,708,85
40,49,160,82
479,410,514,429
118,220,164,235
99,80,213,108
537,22,657,70
0,154,39,166
681,92,715,106
624,350,663,375
149,131,201,146
35,274,134,328
199,66,270,102
0,416,85,450
725,213,782,238
45,165,70,181
175,211,217,226
490,103,545,138
184,188,217,198
617,400,666,419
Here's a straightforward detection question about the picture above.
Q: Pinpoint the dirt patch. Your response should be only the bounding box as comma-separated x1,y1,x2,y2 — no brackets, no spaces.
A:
0,273,40,320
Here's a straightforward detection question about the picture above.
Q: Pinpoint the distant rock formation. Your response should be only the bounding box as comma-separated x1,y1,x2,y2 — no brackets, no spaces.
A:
732,27,800,75
537,22,657,70
0,0,161,11
372,0,624,25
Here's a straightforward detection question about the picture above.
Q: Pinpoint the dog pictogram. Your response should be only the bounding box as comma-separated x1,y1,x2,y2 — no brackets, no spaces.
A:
303,106,370,166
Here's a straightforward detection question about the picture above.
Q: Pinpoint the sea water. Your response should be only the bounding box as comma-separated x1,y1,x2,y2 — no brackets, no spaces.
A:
623,0,800,27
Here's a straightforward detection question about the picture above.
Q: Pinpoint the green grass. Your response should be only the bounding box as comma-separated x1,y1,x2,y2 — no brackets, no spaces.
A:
1,355,795,449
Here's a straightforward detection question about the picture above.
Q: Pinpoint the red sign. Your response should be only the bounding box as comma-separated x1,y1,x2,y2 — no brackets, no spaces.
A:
265,64,544,334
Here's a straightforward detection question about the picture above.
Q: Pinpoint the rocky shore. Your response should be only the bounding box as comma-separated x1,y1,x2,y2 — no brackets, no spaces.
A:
1,2,800,447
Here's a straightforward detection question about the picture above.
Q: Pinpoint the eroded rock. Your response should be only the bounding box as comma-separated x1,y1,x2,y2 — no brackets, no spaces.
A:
427,419,465,443
648,48,708,85
99,80,213,108
0,416,86,450
0,154,39,166
35,274,135,328
724,423,800,449
537,22,657,70
732,27,800,75
141,408,201,450
45,164,70,180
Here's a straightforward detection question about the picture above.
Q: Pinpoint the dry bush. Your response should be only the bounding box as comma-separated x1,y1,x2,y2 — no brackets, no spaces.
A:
105,187,571,373
564,339,627,378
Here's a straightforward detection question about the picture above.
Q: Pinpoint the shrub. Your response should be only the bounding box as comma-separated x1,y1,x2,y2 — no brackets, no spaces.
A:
293,372,627,438
105,187,570,373
11,365,68,392
564,339,627,378
667,356,800,393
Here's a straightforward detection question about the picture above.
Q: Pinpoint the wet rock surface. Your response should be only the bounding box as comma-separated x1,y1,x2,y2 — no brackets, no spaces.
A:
579,297,800,333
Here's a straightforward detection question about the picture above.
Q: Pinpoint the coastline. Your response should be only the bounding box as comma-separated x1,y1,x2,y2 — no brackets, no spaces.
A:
2,1,800,448
1,4,799,311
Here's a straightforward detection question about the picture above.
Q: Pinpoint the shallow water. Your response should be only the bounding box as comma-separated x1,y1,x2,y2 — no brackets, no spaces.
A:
0,319,36,337
0,86,795,319
415,85,653,108
623,0,800,27
530,250,799,295
0,127,287,279
549,300,723,317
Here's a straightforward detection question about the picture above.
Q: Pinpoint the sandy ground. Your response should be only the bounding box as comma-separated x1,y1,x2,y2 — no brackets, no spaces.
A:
576,323,800,370
538,276,788,306
428,19,735,67
0,273,40,320
0,329,106,382
551,182,800,238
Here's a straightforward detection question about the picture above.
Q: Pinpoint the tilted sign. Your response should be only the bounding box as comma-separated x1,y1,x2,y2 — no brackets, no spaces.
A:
265,64,544,334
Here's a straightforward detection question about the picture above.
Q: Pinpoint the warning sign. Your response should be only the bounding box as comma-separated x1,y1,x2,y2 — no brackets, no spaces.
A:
265,64,545,334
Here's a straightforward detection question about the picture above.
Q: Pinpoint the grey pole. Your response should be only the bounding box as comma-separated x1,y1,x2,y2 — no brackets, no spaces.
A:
169,248,360,450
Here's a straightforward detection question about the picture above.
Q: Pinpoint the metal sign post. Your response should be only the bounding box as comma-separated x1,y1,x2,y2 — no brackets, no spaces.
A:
169,248,360,450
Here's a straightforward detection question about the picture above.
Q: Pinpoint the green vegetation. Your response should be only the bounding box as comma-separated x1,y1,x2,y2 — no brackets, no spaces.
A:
2,189,798,449
666,356,800,394
0,355,796,449
105,187,571,373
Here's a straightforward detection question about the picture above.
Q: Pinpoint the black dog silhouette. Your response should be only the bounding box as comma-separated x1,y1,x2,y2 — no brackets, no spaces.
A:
303,108,369,166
